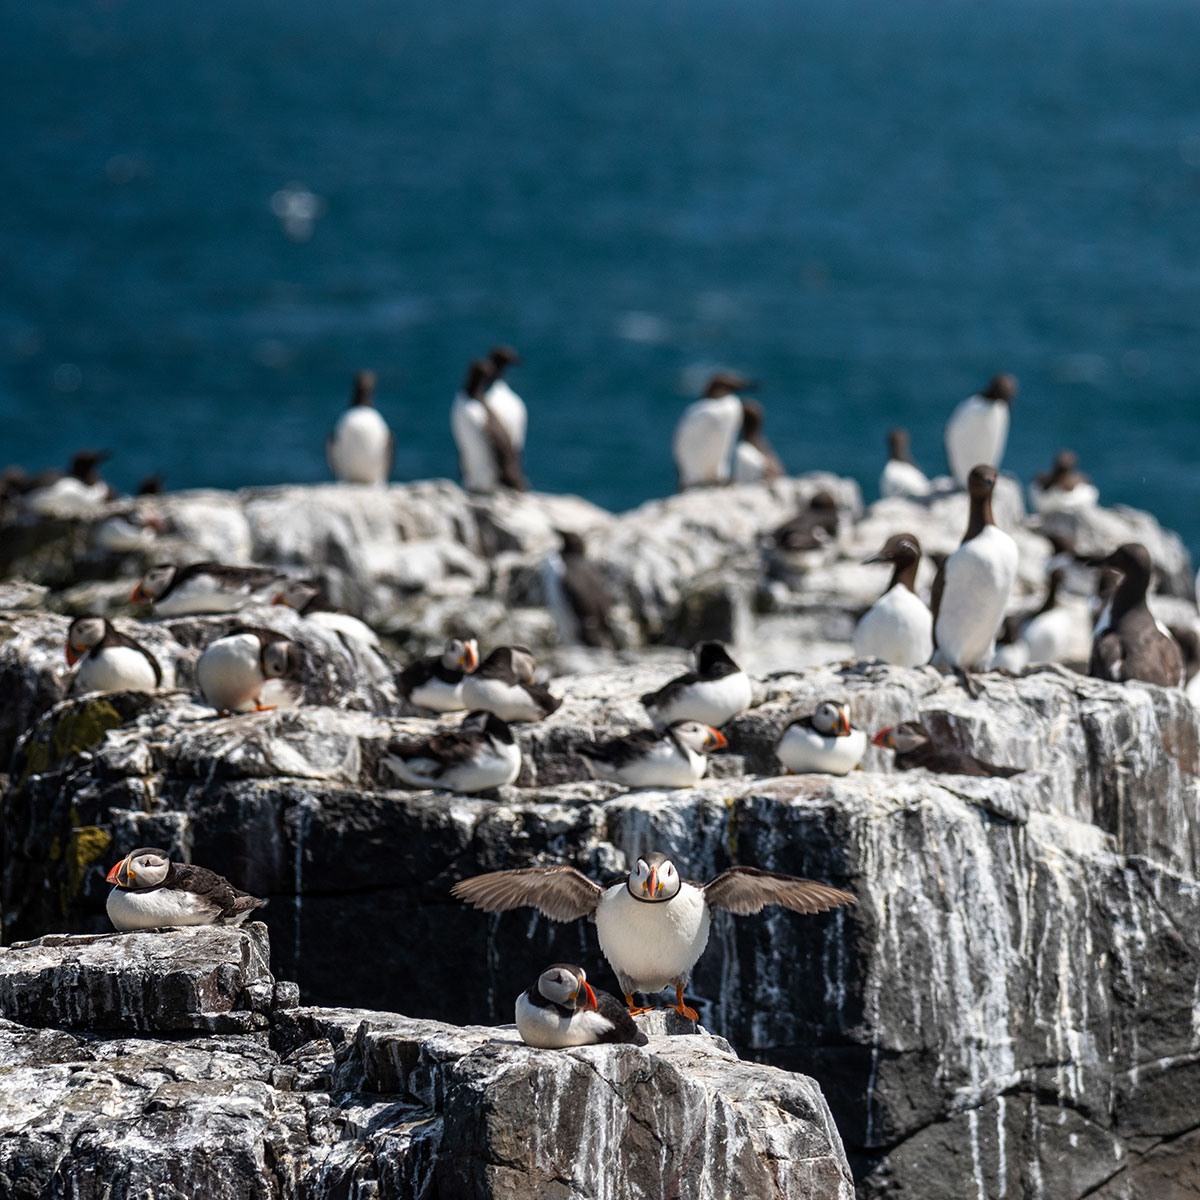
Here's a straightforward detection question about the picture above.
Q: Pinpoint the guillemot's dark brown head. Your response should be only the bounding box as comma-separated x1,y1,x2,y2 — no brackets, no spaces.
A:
351,370,376,406
980,374,1018,403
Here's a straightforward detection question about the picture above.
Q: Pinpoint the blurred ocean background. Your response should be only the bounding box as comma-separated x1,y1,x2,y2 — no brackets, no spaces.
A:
2,0,1199,560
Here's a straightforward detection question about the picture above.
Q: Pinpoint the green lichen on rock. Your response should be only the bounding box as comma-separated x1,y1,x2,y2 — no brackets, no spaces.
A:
63,826,112,912
17,698,125,782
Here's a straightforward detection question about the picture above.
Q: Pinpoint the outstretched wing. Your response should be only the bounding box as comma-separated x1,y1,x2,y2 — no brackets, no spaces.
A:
451,866,603,921
702,866,855,916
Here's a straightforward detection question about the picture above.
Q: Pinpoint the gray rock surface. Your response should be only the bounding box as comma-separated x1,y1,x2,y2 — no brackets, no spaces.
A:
0,927,853,1200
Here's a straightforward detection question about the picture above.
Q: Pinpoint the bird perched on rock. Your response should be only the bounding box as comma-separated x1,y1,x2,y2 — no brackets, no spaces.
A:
1089,543,1183,687
105,848,266,931
771,491,839,552
879,428,931,499
1029,449,1098,514
640,642,752,728
22,450,115,515
327,370,393,485
385,710,520,793
854,533,933,668
451,357,528,493
944,374,1017,486
872,721,1023,777
578,722,727,789
931,465,1018,686
484,344,528,454
196,628,302,714
271,579,379,648
461,646,561,722
66,615,162,694
398,637,480,712
94,508,166,554
994,567,1086,671
731,399,784,485
776,701,866,776
515,964,647,1048
452,852,855,1018
672,371,757,489
131,562,284,616
541,530,616,648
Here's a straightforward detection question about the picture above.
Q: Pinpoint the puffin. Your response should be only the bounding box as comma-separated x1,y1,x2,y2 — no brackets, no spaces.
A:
1089,543,1183,687
461,646,562,722
731,399,784,485
452,852,855,1018
23,450,115,515
105,847,266,931
384,709,520,793
94,508,165,554
272,579,380,648
515,964,648,1049
775,701,866,776
1029,450,1099,514
451,358,528,493
327,369,393,485
944,373,1017,486
930,464,1018,681
131,561,283,616
853,533,934,668
671,371,757,489
879,428,931,499
771,491,839,552
195,628,303,714
541,530,616,649
577,721,727,789
397,637,480,712
485,345,528,456
640,641,753,728
66,616,162,694
872,721,1023,777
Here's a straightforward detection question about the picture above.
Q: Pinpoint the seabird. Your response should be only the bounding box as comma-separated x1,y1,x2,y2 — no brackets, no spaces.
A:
131,562,284,616
485,345,528,457
853,533,933,668
384,710,520,793
640,641,752,728
731,399,784,485
672,371,757,489
879,428,931,499
105,847,266,931
776,701,866,776
66,615,162,694
272,579,380,648
515,964,648,1049
195,627,303,714
930,464,1018,683
327,370,393,485
451,358,528,493
944,373,1017,487
452,852,855,1018
996,567,1085,669
23,450,115,515
1029,450,1099,514
872,721,1023,777
1088,543,1183,687
461,646,562,722
541,529,616,648
771,491,839,552
397,637,480,712
577,721,727,789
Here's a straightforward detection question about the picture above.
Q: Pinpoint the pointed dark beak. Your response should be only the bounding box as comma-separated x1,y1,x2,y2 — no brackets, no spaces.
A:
862,551,890,566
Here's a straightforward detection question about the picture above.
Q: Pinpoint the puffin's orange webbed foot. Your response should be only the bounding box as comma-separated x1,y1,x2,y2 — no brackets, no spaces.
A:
254,703,277,712
673,986,699,1022
624,993,655,1016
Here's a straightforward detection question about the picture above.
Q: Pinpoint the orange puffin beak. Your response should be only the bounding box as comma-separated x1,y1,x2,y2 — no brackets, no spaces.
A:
461,642,479,671
582,981,597,1010
872,727,895,748
646,868,658,896
106,859,124,885
836,709,851,737
272,591,288,607
705,728,728,751
66,644,80,666
129,584,147,603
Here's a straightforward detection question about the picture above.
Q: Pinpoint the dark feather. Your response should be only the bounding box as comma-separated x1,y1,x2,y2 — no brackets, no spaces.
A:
164,862,266,920
702,866,856,916
578,728,668,769
560,555,615,648
450,866,603,922
398,654,462,696
594,990,648,1046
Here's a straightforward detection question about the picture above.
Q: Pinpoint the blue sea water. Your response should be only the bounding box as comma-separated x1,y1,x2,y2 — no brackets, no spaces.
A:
2,0,1199,562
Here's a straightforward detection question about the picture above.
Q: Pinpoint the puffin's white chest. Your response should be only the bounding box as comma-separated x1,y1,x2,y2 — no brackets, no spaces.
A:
485,379,527,450
451,395,499,492
75,646,158,694
945,397,1010,485
646,671,752,728
461,675,544,722
594,884,711,993
777,724,866,776
587,738,706,789
155,574,265,616
672,397,742,487
934,526,1018,670
879,458,931,499
854,585,934,668
106,886,216,930
409,675,466,712
387,737,520,794
514,994,616,1048
304,609,380,648
196,633,265,713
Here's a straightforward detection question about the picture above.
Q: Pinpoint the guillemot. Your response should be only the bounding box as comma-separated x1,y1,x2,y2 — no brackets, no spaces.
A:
879,428,931,499
326,369,393,485
853,532,933,668
451,358,528,493
541,529,617,648
944,373,1017,487
672,371,757,489
731,398,784,484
